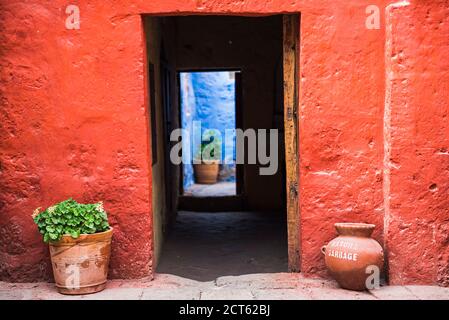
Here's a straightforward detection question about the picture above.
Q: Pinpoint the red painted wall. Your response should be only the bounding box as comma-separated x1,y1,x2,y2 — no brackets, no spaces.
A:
0,1,153,280
384,0,449,286
0,0,447,286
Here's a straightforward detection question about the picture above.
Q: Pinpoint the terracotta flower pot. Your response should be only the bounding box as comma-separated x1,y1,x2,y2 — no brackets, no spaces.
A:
193,162,219,184
49,228,113,295
321,223,384,291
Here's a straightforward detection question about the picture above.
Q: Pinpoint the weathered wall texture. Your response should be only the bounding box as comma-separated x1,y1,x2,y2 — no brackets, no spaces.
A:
384,0,449,286
0,0,448,286
298,4,386,277
0,1,154,281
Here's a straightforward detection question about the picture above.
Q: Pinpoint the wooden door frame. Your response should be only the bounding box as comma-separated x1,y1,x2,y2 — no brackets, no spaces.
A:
283,14,300,272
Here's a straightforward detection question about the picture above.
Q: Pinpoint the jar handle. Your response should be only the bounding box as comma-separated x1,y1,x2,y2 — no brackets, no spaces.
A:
321,245,327,255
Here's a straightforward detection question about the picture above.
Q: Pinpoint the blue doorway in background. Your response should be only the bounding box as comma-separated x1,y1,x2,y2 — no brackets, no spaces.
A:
180,71,237,197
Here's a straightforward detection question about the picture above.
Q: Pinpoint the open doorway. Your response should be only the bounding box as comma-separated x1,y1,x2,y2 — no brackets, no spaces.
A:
179,70,239,198
144,14,299,280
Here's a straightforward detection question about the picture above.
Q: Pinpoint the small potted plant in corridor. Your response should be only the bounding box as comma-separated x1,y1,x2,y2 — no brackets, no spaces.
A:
32,199,113,294
193,134,222,184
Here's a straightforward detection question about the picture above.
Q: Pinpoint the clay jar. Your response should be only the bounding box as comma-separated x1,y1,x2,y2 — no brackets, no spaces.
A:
321,223,384,291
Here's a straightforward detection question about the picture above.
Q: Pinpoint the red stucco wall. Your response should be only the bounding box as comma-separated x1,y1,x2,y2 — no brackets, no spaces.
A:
384,0,449,286
0,1,153,280
0,0,447,286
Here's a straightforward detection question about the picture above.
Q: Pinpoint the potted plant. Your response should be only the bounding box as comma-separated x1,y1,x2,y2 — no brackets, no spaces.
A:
32,198,112,295
193,133,222,184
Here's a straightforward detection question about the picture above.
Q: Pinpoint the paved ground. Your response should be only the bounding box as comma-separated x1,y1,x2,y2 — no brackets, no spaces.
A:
2,211,447,300
184,182,236,197
1,273,449,300
157,211,288,281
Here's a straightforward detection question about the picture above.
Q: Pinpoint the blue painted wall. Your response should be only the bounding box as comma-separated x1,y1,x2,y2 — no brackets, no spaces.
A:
180,71,236,189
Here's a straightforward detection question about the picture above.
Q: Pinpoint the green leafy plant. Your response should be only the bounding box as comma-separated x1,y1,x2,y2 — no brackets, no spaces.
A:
194,130,222,162
32,198,110,243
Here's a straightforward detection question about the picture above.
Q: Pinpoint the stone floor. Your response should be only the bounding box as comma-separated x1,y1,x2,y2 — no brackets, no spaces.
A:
1,273,449,300
183,182,236,197
2,211,448,300
157,211,288,281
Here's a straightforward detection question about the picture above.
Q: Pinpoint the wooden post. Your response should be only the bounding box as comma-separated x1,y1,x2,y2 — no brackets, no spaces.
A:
283,14,300,272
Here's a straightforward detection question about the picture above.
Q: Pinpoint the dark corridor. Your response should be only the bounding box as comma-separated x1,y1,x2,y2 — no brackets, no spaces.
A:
145,15,289,280
157,211,287,281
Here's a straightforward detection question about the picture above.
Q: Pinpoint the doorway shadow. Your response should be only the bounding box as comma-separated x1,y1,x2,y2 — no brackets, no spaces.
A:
156,211,288,281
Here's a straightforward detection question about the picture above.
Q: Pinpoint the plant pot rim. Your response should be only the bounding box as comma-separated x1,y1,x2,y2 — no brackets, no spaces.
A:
194,161,220,165
50,227,113,245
